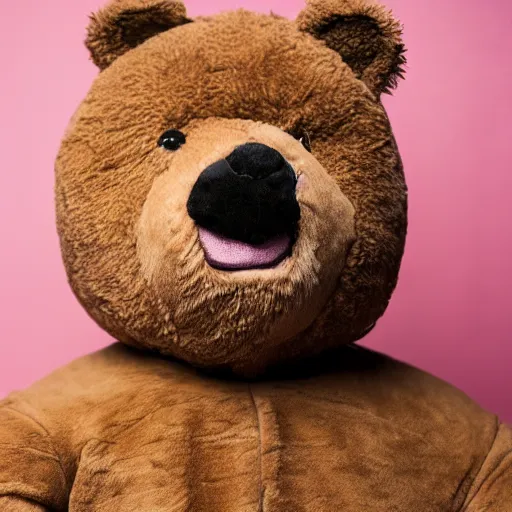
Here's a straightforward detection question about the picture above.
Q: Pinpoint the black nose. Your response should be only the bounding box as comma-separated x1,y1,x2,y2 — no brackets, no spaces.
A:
226,143,287,179
187,143,300,245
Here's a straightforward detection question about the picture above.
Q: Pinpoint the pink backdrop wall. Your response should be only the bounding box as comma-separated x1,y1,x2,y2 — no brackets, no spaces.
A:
1,0,511,421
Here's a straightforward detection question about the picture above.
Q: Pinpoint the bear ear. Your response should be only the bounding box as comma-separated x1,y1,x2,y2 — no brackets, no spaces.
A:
296,0,406,96
86,0,191,70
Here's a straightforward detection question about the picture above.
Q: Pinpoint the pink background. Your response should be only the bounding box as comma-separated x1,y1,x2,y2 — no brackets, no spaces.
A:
0,0,511,421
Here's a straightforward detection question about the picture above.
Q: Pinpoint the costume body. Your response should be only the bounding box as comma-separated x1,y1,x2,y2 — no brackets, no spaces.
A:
1,344,511,511
2,0,511,509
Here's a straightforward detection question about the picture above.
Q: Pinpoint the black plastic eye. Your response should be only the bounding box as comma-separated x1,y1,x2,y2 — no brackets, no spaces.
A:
158,129,186,151
287,128,312,153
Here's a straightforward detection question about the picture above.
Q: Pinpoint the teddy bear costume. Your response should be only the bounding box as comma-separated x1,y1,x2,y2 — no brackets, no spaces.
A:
1,0,511,510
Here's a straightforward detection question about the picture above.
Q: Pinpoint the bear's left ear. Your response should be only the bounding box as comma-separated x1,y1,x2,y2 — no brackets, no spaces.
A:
86,0,191,70
296,0,406,96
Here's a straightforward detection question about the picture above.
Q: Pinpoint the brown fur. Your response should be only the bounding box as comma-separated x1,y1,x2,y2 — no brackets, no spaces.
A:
86,0,191,70
297,0,406,95
57,0,407,375
1,0,511,510
1,345,511,510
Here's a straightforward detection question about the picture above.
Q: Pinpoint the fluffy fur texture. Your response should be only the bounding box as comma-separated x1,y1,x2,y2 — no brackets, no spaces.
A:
1,0,511,509
86,0,191,70
57,0,406,375
297,0,406,95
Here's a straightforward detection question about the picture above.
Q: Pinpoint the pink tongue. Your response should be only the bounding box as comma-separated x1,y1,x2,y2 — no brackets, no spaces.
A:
199,228,291,270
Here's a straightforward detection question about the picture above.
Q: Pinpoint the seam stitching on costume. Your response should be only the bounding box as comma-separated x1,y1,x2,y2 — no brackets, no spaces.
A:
458,415,501,511
3,405,69,508
248,383,264,512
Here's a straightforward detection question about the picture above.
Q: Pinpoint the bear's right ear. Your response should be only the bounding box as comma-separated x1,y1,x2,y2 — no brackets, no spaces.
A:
86,0,191,70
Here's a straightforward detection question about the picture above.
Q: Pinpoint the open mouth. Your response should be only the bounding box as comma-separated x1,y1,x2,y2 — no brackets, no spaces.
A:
188,143,300,271
199,228,293,271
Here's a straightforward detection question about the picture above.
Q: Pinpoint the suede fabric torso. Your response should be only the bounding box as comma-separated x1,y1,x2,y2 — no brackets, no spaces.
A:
0,344,510,512
2,1,511,510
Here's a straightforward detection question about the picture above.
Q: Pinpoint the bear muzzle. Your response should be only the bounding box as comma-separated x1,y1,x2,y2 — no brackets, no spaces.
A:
187,143,301,270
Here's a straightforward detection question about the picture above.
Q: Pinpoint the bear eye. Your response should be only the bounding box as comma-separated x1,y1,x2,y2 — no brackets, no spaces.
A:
158,129,186,151
287,128,312,153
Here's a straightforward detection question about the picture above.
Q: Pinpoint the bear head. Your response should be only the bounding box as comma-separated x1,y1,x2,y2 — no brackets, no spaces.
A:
56,0,407,375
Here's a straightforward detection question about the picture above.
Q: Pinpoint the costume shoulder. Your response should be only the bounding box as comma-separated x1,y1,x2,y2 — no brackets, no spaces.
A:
0,343,248,455
252,346,510,511
1,344,510,510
